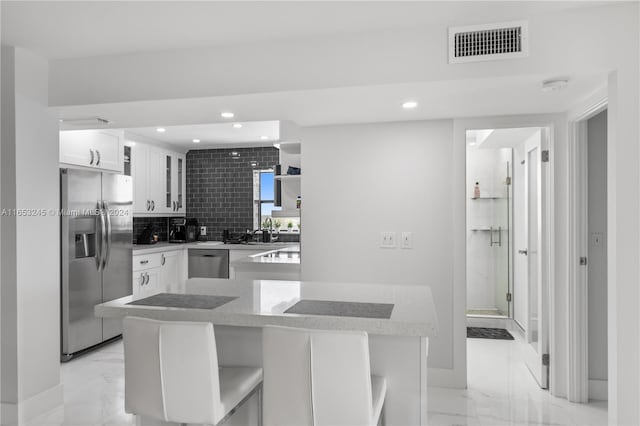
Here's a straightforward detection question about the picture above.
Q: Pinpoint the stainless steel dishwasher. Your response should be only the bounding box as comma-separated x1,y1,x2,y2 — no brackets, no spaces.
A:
188,249,230,278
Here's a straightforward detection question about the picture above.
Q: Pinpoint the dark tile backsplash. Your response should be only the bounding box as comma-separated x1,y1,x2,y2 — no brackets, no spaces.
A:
133,217,169,244
186,147,280,241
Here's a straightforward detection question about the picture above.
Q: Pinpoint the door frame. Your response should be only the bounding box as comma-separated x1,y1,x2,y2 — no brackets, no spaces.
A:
567,91,608,402
454,114,556,390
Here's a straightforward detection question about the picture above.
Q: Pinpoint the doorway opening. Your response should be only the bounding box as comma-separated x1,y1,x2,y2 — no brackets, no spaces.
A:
465,126,551,390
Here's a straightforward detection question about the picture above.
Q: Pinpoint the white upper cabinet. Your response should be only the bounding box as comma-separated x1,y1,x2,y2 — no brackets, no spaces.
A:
60,130,124,173
130,141,186,216
174,154,186,214
131,143,151,213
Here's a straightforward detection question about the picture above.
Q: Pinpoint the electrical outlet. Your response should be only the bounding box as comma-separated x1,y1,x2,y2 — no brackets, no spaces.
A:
200,226,207,236
401,232,413,249
380,232,396,248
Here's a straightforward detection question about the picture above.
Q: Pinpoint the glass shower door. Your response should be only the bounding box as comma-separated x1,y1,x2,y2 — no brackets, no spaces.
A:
466,147,513,318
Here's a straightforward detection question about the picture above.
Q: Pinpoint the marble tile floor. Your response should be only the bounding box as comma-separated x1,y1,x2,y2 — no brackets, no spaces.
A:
29,340,134,426
429,329,608,426
30,332,607,426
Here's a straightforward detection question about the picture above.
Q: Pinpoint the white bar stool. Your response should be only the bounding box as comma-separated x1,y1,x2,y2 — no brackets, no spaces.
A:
123,316,263,425
262,326,386,426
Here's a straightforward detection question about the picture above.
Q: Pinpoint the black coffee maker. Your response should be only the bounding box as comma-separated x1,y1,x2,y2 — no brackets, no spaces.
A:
168,218,187,243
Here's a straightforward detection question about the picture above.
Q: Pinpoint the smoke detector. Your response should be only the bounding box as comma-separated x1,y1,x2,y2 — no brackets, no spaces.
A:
541,79,569,92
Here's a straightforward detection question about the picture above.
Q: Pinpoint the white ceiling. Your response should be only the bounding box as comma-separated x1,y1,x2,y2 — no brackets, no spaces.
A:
2,1,612,59
468,127,541,149
124,121,280,149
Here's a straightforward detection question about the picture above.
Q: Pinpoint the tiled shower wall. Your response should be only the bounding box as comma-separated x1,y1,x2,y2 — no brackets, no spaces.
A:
186,147,280,241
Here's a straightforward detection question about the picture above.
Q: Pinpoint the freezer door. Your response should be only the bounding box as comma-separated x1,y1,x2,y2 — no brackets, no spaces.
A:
61,169,104,356
101,173,133,340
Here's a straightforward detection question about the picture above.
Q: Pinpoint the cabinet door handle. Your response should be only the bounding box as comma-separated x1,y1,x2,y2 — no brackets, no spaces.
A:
151,200,155,211
144,272,149,285
89,149,95,165
140,260,149,265
96,150,101,166
161,254,166,266
139,273,145,285
146,200,150,211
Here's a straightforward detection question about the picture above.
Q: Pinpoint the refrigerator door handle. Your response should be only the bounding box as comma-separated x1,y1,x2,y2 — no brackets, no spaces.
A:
98,202,107,270
102,201,112,269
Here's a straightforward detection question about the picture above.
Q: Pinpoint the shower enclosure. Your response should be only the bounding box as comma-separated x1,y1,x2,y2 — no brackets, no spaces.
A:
466,147,513,317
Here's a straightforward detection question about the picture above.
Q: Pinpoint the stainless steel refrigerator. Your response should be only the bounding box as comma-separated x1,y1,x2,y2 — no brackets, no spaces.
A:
60,169,132,361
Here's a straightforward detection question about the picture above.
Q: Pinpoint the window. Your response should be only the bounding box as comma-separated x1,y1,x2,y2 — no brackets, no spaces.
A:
254,170,274,229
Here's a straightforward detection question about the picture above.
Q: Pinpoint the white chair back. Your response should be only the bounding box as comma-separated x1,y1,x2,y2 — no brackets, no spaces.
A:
262,326,313,425
263,326,374,426
123,316,223,425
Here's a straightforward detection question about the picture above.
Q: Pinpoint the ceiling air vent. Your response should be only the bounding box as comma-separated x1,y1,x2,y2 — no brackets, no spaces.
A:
448,21,528,64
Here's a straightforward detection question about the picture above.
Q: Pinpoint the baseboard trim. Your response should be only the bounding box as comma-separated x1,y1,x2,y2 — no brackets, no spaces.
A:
589,379,608,401
1,383,64,425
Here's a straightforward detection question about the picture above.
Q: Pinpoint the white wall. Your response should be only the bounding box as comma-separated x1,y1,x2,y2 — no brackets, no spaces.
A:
300,120,459,382
587,110,607,385
607,48,640,422
0,46,61,424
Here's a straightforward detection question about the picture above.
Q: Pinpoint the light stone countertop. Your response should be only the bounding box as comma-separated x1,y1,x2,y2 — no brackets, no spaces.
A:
95,278,438,337
230,246,301,270
132,241,299,255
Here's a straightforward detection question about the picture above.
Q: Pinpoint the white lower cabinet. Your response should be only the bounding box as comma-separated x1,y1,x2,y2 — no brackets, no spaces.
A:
133,267,161,299
132,249,187,298
159,250,180,292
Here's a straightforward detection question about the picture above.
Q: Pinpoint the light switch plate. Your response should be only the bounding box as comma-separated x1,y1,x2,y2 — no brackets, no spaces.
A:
200,226,207,236
380,232,396,248
401,232,413,249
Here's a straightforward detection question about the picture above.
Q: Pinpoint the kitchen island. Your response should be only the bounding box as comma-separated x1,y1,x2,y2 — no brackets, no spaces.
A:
95,278,438,425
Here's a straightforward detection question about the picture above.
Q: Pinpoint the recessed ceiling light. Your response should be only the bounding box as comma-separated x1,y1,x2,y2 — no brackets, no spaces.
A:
260,136,269,140
156,127,166,133
233,123,243,128
541,79,569,92
221,112,234,119
59,119,64,123
468,142,477,146
402,101,418,109
192,139,200,143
